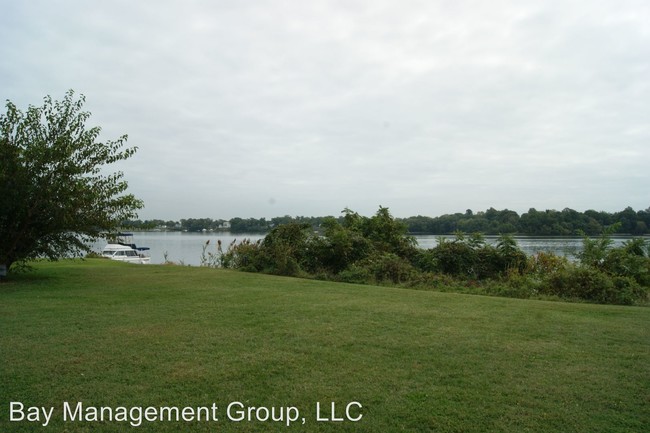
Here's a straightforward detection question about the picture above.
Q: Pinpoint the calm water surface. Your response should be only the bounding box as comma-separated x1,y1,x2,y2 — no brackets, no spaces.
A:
93,232,265,266
92,232,645,266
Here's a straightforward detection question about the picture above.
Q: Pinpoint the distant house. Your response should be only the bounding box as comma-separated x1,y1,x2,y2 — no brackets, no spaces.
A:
220,221,231,229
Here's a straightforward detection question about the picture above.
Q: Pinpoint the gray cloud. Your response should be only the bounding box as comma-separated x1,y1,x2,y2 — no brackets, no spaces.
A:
1,0,648,218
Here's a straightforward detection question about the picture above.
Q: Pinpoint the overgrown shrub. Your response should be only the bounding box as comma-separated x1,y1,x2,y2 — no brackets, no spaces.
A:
495,235,528,274
337,264,373,284
528,251,569,276
429,235,479,278
359,252,416,284
541,266,646,305
256,223,315,276
404,272,458,291
316,217,372,274
484,274,540,299
219,239,264,272
610,275,648,306
424,233,528,279
358,207,418,259
602,239,650,286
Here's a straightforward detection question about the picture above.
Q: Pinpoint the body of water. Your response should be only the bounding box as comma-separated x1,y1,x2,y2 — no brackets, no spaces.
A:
92,232,265,266
414,234,634,257
92,232,646,266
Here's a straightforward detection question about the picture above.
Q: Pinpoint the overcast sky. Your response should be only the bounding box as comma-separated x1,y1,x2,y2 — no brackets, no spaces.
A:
2,0,649,219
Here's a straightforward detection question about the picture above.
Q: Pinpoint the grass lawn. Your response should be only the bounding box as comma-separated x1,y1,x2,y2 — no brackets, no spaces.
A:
1,259,649,432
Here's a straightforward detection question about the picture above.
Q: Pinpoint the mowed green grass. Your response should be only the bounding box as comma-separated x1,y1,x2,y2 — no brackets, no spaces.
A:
1,260,648,432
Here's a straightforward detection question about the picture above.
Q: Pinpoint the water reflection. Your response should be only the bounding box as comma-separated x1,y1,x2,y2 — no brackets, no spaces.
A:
413,235,631,257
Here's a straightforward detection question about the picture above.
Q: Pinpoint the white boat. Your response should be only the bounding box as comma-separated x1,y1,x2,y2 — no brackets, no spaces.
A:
102,233,151,264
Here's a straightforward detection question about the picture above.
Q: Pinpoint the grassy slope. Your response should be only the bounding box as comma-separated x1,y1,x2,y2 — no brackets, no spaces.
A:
1,260,648,432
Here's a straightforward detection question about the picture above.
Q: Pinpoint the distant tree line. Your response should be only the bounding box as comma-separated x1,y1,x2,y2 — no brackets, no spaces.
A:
122,216,339,233
121,206,650,235
402,206,650,235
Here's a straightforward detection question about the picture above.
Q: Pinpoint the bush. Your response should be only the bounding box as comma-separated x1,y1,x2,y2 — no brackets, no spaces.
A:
219,239,264,272
542,266,646,305
602,239,650,286
426,233,528,280
413,249,438,273
528,252,569,276
404,272,458,291
474,245,503,279
484,274,540,299
337,265,373,284
609,276,648,306
363,252,416,284
317,218,372,273
495,235,528,274
430,237,478,278
577,232,614,268
257,223,315,276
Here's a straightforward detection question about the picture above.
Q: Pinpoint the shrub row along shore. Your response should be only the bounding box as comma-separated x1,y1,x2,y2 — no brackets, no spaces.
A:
195,207,649,306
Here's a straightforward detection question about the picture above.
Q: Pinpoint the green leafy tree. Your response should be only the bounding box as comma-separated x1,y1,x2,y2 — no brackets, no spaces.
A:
0,90,143,273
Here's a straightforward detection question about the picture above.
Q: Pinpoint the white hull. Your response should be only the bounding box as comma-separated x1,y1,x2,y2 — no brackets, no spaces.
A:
101,234,151,264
